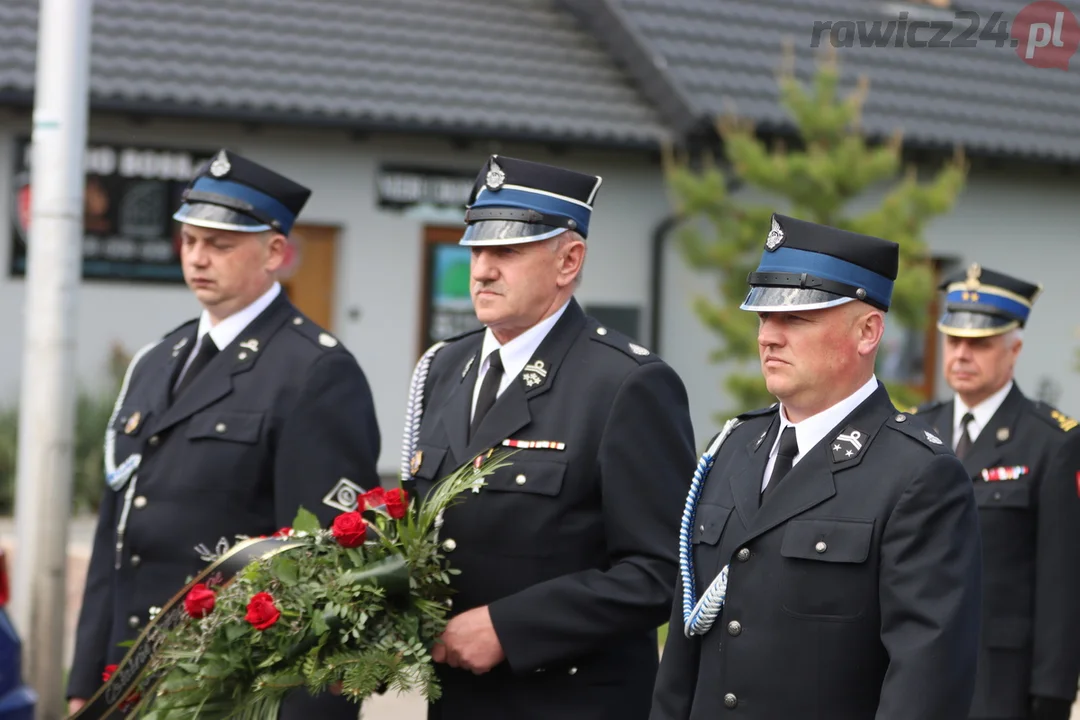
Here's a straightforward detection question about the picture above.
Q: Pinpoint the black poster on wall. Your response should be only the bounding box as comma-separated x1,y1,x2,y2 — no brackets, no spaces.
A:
9,138,217,282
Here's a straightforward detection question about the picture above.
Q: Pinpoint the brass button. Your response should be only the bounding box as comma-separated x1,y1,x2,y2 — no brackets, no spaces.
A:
736,547,750,562
727,620,742,636
148,435,160,446
293,317,303,325
130,554,141,567
567,667,578,675
815,541,827,554
724,693,737,708
441,538,456,552
133,496,148,509
895,414,907,422
128,615,140,629
515,474,527,485
596,327,608,336
215,423,227,433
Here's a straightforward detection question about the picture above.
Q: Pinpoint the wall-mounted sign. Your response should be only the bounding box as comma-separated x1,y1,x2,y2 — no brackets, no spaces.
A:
376,165,475,210
9,138,216,282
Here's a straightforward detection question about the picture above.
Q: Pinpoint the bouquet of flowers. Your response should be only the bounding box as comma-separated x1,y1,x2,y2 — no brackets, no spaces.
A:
120,451,513,720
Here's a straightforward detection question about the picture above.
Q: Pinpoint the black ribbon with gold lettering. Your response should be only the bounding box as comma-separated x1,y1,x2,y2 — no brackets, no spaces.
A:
71,536,306,720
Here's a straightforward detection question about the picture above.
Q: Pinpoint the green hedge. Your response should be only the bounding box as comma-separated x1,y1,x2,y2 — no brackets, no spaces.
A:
0,343,130,515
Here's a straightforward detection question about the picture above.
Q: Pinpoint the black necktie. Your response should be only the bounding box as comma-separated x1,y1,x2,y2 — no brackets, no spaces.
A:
954,412,975,459
761,426,798,505
173,338,219,398
470,350,504,440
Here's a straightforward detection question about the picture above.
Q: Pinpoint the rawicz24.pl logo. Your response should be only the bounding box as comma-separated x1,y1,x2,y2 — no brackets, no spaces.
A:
810,1,1080,70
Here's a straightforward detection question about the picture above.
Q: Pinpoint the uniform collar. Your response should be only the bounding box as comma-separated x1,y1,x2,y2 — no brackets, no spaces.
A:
477,298,571,380
953,379,1014,446
774,374,880,466
196,282,281,352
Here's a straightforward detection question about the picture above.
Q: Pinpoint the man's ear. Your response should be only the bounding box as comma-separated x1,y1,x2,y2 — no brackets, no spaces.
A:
264,232,287,273
555,236,586,289
857,308,885,358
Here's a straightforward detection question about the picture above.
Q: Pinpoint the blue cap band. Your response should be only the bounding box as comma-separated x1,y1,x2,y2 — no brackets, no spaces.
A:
472,186,591,237
190,177,298,234
755,246,894,308
945,289,1030,323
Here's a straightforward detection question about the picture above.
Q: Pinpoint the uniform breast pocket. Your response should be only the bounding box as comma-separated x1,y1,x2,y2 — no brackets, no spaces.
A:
185,411,265,445
476,459,567,557
973,480,1031,509
780,518,874,621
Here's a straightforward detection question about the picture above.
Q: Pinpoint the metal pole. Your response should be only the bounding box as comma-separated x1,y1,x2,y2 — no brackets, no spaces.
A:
10,0,92,716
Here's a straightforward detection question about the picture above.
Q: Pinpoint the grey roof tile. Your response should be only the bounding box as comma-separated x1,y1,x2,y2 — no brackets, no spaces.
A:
604,0,1080,161
0,0,668,147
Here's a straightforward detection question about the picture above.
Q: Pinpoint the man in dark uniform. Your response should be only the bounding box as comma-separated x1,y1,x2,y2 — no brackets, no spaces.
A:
650,214,983,719
67,150,380,719
913,264,1080,720
400,155,696,720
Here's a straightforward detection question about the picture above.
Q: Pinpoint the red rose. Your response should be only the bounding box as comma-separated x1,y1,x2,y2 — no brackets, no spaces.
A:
102,663,118,683
183,583,216,619
272,527,293,538
245,591,281,631
331,511,368,548
384,488,409,519
361,487,386,510
120,691,141,711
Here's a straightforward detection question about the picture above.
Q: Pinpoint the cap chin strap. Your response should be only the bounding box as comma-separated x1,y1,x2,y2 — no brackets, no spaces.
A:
747,271,887,311
182,189,283,232
464,206,580,234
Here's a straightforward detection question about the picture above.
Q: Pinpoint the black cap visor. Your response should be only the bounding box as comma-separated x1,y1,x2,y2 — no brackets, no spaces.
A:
459,220,565,246
173,202,272,233
739,286,854,312
937,311,1019,338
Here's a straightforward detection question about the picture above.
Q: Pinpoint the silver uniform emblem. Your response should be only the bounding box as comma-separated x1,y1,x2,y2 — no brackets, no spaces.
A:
239,339,259,353
924,430,943,445
486,160,506,191
765,216,785,251
323,477,364,513
209,149,231,178
171,336,189,357
462,354,476,378
522,359,548,388
318,332,339,348
628,343,649,356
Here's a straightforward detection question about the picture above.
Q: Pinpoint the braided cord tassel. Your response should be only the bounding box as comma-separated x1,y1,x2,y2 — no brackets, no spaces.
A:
679,418,741,638
399,341,447,483
103,340,160,490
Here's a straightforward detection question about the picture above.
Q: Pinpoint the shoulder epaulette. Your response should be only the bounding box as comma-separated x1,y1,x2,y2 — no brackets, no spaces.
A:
737,403,779,420
909,398,947,416
886,412,952,453
285,313,349,351
161,317,197,340
439,326,485,346
587,322,658,365
1031,401,1079,433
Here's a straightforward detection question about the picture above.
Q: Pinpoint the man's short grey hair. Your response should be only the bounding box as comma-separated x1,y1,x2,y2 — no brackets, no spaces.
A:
1004,327,1024,345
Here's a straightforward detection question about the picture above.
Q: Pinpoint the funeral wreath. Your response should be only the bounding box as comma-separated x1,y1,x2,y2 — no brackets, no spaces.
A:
85,452,514,720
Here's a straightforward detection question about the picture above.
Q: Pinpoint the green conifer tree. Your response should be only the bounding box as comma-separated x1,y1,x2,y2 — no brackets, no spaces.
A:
665,45,968,418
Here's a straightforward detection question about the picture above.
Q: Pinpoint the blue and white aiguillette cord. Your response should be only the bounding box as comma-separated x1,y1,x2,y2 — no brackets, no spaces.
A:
680,417,741,638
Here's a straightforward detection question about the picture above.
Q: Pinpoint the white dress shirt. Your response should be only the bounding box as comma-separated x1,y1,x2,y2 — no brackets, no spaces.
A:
951,379,1013,451
470,300,571,421
175,282,282,388
762,374,880,491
